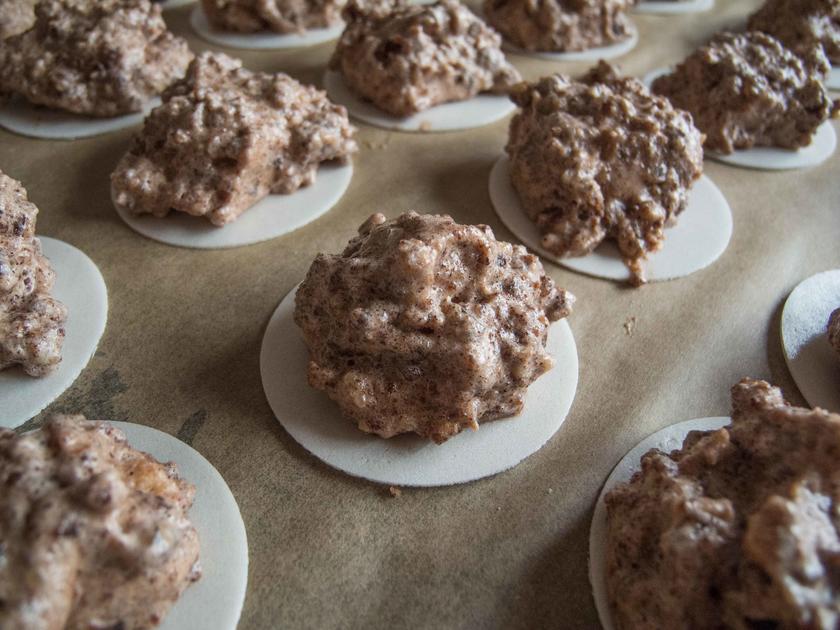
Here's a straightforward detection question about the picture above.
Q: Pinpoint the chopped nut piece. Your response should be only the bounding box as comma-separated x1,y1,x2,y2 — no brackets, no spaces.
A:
0,0,193,116
111,52,357,226
605,378,840,628
329,0,520,117
484,0,635,53
507,62,703,286
0,415,201,629
652,31,837,154
0,0,37,40
0,170,67,378
294,211,574,443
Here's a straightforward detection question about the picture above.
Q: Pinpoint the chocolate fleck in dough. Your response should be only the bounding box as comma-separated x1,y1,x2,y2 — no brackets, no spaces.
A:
294,211,574,444
111,52,357,227
329,0,521,117
652,31,838,154
748,0,840,65
828,308,840,355
0,415,201,630
201,0,345,33
0,170,67,378
483,0,636,53
0,0,37,39
605,378,840,629
0,0,193,117
506,62,703,286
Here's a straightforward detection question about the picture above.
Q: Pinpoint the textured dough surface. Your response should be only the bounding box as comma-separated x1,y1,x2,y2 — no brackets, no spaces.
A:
0,170,67,377
0,0,192,116
748,0,840,64
605,378,840,629
0,415,201,630
294,211,574,443
484,0,636,52
329,0,520,117
112,52,357,226
652,31,838,154
507,62,703,286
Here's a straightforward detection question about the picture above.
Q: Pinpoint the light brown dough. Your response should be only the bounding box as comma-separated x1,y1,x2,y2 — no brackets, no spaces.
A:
294,211,574,444
0,415,201,630
0,170,67,377
111,52,357,226
506,62,704,286
0,0,193,117
605,378,840,629
329,0,520,117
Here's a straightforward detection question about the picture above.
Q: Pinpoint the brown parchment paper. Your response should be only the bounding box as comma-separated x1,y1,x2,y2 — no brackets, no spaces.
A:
3,0,840,627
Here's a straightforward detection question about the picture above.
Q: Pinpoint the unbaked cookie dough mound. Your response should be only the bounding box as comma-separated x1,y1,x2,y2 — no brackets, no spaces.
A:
605,378,840,629
0,0,37,39
0,170,67,377
111,52,357,227
0,0,193,117
829,307,840,355
294,211,574,444
484,0,635,53
507,62,703,286
652,31,838,154
748,0,840,65
201,0,345,33
0,415,201,630
329,0,521,117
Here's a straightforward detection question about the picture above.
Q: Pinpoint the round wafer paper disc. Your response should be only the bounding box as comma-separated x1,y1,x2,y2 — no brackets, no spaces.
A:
113,162,353,249
0,237,108,428
260,285,578,487
781,269,840,412
503,27,638,61
488,155,732,283
828,67,840,91
190,6,343,49
633,0,713,14
0,97,158,140
589,416,730,630
323,70,516,132
643,67,837,170
111,422,248,630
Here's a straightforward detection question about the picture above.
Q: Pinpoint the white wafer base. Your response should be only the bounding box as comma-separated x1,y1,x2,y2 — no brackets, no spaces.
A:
260,285,579,487
634,0,713,14
0,97,157,140
782,269,840,412
1,238,108,428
